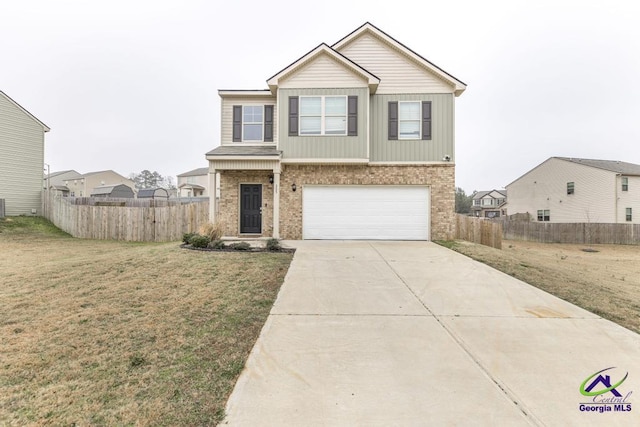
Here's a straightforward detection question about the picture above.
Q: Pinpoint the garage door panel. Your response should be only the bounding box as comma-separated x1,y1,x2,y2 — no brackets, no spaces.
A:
303,186,429,240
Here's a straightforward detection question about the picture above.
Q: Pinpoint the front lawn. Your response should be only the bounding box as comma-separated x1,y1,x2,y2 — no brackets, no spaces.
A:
0,217,293,425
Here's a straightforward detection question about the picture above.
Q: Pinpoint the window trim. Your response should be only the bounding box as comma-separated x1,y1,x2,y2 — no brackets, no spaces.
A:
241,105,264,142
398,101,421,140
622,176,629,192
567,182,575,195
299,95,348,136
537,209,550,222
626,207,632,222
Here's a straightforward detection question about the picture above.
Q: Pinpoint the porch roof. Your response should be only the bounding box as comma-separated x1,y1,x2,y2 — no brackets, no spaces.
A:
205,146,281,158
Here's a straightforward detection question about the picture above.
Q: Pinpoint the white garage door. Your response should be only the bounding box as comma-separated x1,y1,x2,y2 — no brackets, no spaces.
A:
302,186,430,240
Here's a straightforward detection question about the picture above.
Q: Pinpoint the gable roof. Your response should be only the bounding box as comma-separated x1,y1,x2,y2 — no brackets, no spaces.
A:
47,170,81,179
556,157,640,176
472,189,507,200
177,167,209,177
266,43,380,94
0,90,50,132
332,22,466,96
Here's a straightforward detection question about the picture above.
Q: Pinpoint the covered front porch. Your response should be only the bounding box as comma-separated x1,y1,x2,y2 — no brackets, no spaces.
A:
206,146,281,238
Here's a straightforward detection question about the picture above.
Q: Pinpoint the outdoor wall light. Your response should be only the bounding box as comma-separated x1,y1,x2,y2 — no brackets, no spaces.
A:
269,175,274,184
292,183,297,192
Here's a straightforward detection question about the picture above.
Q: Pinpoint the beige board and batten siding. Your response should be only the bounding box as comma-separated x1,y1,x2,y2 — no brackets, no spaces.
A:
220,94,277,144
507,158,617,223
370,93,454,163
0,94,46,216
278,88,369,160
336,32,454,94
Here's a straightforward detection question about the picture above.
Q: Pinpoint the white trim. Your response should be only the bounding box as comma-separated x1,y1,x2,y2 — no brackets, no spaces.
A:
299,95,348,136
398,100,421,140
281,158,369,164
368,161,453,166
241,105,264,142
206,156,281,161
238,183,263,235
218,90,274,97
219,143,276,147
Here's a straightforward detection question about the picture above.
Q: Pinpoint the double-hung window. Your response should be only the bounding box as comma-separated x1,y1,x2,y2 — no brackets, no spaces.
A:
622,177,629,191
232,104,274,143
567,182,575,195
388,101,432,140
299,96,347,135
399,102,421,139
242,106,263,141
626,208,633,222
537,210,550,221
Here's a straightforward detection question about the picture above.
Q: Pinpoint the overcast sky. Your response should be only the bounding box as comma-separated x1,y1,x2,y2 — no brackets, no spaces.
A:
2,0,639,193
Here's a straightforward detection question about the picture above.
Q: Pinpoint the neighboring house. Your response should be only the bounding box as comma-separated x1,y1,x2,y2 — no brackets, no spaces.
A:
506,157,640,223
0,91,50,215
471,190,507,218
91,184,135,198
205,22,466,240
45,170,82,195
63,170,136,197
177,167,210,197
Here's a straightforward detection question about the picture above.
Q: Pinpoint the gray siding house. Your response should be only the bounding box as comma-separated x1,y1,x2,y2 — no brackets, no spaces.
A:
206,22,466,240
507,157,640,223
0,91,50,216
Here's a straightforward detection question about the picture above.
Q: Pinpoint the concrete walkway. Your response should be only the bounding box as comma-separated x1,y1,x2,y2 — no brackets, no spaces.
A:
221,241,640,426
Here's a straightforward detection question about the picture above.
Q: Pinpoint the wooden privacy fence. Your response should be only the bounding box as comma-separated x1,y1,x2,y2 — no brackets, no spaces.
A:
454,214,502,249
43,191,209,242
0,199,5,218
502,221,640,245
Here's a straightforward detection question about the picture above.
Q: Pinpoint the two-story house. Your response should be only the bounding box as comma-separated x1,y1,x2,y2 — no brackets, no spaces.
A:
62,170,136,197
177,167,210,198
205,23,466,240
0,91,50,216
471,190,507,218
506,157,640,223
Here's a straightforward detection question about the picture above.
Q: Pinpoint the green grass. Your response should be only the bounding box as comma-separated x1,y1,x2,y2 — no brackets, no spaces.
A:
0,217,293,425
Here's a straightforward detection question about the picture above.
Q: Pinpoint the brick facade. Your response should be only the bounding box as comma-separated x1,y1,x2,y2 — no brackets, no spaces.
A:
218,164,455,240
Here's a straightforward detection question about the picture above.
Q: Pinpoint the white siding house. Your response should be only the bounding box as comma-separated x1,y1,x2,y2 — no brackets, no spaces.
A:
506,157,640,223
177,167,210,197
0,91,50,216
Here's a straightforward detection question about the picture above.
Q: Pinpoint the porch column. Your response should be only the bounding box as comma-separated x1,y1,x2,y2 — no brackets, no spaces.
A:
272,171,280,238
208,168,217,222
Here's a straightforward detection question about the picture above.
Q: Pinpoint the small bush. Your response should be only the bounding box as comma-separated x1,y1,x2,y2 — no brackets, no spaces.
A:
182,232,196,244
189,234,211,248
228,242,251,251
199,221,224,241
209,239,226,250
266,238,281,251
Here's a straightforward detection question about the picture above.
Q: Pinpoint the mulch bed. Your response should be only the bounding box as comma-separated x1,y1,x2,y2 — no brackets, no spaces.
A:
180,243,295,253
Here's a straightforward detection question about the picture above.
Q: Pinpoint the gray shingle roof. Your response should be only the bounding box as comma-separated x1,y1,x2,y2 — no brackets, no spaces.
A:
557,157,640,175
177,167,208,177
206,146,281,157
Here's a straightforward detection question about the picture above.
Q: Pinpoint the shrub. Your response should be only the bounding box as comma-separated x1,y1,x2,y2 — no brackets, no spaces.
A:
266,238,281,251
199,221,224,241
182,232,196,244
209,239,226,250
189,234,211,248
228,242,251,251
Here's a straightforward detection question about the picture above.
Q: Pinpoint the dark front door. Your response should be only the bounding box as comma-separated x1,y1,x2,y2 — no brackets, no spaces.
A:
240,184,262,234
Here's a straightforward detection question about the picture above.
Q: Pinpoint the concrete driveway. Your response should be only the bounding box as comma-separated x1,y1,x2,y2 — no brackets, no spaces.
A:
221,241,640,426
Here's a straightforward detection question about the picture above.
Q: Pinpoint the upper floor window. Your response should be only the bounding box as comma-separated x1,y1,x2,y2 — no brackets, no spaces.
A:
626,208,633,222
567,182,574,195
388,101,431,141
622,177,629,191
482,198,493,206
299,96,346,135
232,104,273,143
473,199,481,206
288,96,357,137
537,209,550,221
242,106,263,141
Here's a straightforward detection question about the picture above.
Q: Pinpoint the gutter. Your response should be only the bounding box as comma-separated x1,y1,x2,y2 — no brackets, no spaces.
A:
615,173,620,223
